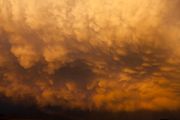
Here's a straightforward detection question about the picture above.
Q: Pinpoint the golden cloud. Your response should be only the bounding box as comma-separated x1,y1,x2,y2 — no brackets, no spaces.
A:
0,0,180,111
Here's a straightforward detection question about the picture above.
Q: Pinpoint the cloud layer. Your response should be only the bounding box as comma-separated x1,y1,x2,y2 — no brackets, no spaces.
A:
0,0,180,111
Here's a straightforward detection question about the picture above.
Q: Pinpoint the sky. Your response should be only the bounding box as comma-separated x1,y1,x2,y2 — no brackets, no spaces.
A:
0,0,180,117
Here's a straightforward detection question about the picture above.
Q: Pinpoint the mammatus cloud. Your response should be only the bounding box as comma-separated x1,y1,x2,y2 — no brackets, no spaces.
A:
0,0,180,111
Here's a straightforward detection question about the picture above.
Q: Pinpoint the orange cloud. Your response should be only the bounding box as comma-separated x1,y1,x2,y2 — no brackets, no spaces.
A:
0,0,179,111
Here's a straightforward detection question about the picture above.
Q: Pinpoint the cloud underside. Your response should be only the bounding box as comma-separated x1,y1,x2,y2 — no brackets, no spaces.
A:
0,0,180,111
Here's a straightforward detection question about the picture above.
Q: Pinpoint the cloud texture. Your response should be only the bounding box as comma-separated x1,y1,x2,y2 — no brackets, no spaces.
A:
0,0,180,111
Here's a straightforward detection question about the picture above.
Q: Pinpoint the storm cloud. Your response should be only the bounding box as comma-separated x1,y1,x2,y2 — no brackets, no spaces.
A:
0,0,180,111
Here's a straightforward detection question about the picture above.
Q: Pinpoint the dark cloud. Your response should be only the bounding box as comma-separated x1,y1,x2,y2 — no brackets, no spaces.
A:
0,0,180,112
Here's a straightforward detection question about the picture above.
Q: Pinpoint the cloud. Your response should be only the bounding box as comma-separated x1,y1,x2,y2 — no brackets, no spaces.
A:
0,0,179,111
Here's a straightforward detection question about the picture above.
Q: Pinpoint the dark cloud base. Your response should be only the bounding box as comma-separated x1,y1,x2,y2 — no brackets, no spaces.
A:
0,96,179,120
0,108,180,120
